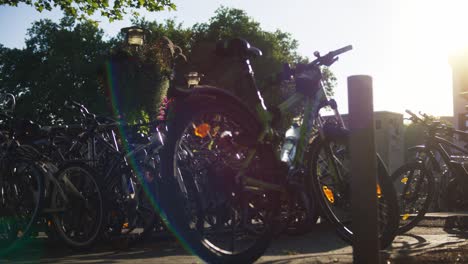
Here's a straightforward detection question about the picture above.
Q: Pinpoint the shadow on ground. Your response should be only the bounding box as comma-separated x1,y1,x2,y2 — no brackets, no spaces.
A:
385,226,468,263
2,222,468,263
0,222,348,264
1,234,189,264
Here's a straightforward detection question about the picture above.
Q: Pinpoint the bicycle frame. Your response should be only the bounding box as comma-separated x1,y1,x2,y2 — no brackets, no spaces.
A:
41,164,71,214
241,78,345,193
82,124,162,199
418,134,468,181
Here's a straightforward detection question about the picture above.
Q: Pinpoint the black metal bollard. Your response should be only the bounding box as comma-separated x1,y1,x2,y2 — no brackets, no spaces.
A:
348,75,380,263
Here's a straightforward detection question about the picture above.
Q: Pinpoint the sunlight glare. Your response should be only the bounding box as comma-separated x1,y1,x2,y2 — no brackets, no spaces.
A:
387,0,468,117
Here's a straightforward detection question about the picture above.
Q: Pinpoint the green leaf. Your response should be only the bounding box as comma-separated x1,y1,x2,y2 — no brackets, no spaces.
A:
1,0,176,21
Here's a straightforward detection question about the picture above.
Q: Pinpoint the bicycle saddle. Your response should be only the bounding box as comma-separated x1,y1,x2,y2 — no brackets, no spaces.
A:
215,38,262,59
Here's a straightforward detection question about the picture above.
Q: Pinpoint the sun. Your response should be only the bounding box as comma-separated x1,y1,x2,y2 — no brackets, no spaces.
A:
384,0,468,117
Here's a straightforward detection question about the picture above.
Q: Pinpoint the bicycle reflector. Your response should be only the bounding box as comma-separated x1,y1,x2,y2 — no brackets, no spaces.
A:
322,186,335,203
194,123,211,138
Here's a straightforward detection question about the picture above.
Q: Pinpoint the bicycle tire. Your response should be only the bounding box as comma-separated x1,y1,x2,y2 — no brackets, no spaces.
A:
278,190,319,237
122,173,161,244
98,158,134,240
308,133,399,249
51,162,103,250
391,161,434,234
0,159,44,255
133,172,165,243
159,92,277,264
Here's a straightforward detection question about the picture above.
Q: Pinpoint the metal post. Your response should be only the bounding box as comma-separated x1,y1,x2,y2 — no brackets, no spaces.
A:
348,75,380,263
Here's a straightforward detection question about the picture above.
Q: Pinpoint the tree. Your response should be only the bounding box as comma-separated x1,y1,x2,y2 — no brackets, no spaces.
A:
186,7,337,128
0,7,338,128
0,16,112,123
0,0,175,22
0,16,187,124
189,7,302,91
104,18,192,121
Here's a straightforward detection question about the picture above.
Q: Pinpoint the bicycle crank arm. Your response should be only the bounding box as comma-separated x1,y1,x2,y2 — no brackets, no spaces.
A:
42,207,67,214
244,176,286,193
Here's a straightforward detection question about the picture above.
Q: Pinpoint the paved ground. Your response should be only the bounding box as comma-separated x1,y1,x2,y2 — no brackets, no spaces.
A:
2,215,468,264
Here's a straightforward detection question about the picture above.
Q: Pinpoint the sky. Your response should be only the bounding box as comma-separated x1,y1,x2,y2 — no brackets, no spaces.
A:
1,0,467,117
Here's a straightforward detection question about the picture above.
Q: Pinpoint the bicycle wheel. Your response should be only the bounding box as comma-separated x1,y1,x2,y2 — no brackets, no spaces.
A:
0,159,44,254
98,160,140,241
308,134,399,249
281,190,319,236
114,170,160,242
159,94,278,264
131,168,160,242
392,161,434,234
51,162,103,249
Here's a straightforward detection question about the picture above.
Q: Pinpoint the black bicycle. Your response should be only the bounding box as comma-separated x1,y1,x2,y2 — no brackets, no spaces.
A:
0,94,104,250
0,94,45,254
392,109,468,234
60,101,165,242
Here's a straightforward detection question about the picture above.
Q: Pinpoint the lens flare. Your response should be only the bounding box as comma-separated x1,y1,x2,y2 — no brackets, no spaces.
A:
105,61,196,256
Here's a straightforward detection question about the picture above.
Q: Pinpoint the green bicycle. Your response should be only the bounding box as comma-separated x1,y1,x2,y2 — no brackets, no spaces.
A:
157,38,399,264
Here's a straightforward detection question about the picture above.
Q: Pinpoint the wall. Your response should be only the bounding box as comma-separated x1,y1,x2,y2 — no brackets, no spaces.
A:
328,111,404,173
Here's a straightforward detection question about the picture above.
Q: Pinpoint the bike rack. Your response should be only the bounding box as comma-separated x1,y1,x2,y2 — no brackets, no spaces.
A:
348,75,380,263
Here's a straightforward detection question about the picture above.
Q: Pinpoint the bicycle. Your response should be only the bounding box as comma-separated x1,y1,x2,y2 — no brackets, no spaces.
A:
0,94,45,254
60,101,165,242
0,94,104,250
157,38,399,263
392,109,468,234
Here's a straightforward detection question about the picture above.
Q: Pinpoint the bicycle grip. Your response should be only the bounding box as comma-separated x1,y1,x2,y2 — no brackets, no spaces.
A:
332,45,353,56
405,109,416,117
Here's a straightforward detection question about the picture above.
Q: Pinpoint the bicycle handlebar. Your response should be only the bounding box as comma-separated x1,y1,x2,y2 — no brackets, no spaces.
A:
331,45,353,58
309,45,353,67
406,109,461,138
64,100,92,115
405,110,438,129
405,109,422,122
63,100,164,133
